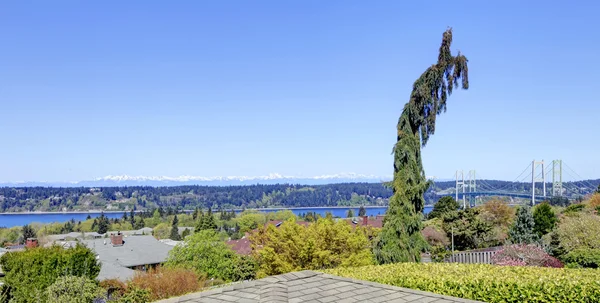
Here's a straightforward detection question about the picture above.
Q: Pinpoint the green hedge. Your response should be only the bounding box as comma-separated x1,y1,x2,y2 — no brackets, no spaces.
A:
323,263,600,303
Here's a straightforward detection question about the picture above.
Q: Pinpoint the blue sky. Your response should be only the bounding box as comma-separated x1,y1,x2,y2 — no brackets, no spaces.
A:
1,1,599,182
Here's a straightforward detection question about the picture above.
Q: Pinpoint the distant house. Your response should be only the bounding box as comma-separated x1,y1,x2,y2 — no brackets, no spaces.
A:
347,215,384,228
83,233,174,281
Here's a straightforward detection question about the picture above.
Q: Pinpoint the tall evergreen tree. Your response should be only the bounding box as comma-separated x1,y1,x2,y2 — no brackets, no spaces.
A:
358,206,367,217
170,215,181,241
97,213,109,234
509,206,537,244
346,209,355,218
375,28,469,264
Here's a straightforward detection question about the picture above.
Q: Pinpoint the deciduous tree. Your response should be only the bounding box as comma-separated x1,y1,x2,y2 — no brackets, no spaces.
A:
428,196,460,219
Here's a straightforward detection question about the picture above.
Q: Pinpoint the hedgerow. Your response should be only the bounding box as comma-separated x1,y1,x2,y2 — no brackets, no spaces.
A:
324,263,600,303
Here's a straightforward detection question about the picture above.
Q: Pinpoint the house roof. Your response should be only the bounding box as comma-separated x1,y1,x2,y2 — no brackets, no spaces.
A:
347,215,384,228
226,238,252,255
83,235,173,268
96,261,137,281
154,270,482,303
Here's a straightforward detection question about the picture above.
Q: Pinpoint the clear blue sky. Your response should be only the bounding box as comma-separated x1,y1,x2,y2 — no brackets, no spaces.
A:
1,1,599,182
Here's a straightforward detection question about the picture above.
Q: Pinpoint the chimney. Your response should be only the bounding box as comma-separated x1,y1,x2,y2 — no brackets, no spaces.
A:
362,216,368,226
26,238,38,248
110,232,123,246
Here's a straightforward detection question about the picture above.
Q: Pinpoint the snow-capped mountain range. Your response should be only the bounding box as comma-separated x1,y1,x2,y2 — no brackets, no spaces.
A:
0,173,393,187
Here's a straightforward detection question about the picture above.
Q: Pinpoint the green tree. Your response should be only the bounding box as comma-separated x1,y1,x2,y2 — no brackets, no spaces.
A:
533,202,557,236
152,223,170,239
346,209,355,218
165,230,254,281
0,245,100,303
46,276,104,303
596,184,600,194
133,216,145,229
170,215,181,241
181,228,191,238
97,213,109,234
442,208,495,251
21,224,36,243
509,206,537,244
428,196,460,219
358,206,367,217
375,28,469,264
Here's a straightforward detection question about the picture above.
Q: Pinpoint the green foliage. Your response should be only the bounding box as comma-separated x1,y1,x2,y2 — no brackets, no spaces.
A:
346,209,354,218
21,225,36,243
563,248,600,268
251,218,374,277
509,206,537,244
564,203,585,214
358,206,367,217
116,287,151,303
0,245,100,303
441,208,495,251
46,276,104,303
169,215,181,241
324,263,600,303
181,228,191,238
428,196,460,219
377,28,469,264
152,223,170,239
165,230,253,282
555,213,600,252
533,202,556,236
96,212,109,234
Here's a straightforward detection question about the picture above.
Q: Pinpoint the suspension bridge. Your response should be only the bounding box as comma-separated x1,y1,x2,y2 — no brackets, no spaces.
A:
435,160,599,208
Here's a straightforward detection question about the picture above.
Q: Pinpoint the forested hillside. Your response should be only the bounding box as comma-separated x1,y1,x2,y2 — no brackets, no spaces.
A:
1,179,597,212
0,183,393,212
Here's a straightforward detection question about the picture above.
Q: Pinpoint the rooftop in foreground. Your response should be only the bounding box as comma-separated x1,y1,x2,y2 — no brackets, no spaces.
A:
156,270,481,303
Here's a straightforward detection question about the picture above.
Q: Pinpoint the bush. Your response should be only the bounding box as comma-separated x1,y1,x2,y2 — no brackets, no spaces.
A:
555,213,600,252
128,267,201,301
251,217,374,277
532,202,556,236
165,230,254,281
324,263,600,303
0,244,100,303
116,287,151,303
563,248,600,268
491,244,563,268
563,203,585,214
99,279,127,300
46,276,104,303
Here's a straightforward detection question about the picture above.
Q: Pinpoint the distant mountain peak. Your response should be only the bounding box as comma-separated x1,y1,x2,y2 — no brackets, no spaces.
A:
93,172,387,183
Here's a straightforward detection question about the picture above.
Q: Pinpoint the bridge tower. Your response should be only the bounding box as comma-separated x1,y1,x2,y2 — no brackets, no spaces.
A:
531,160,546,205
468,170,476,206
552,160,563,197
455,170,466,209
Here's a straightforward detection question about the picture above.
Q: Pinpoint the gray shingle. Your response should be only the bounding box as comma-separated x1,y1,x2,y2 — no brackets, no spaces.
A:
154,270,484,303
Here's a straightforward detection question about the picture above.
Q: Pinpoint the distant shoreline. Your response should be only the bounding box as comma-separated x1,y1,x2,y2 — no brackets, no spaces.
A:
0,205,393,215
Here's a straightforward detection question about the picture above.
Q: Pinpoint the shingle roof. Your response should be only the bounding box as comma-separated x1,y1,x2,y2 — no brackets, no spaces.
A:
96,261,137,281
155,270,482,303
83,235,173,268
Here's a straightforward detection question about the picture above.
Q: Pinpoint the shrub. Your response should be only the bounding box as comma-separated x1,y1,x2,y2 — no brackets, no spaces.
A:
587,193,600,209
441,208,496,250
99,278,127,300
128,267,201,301
46,276,104,303
555,213,600,251
491,244,563,268
563,248,600,268
116,287,151,303
165,230,254,281
0,244,100,303
251,217,374,277
563,203,585,214
152,223,170,239
324,263,600,303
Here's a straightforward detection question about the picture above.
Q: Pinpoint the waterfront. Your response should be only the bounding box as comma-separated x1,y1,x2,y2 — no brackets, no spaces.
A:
0,206,433,227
